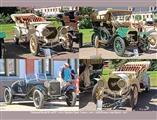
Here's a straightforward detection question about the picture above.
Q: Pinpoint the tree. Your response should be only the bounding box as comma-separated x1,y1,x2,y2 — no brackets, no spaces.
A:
135,15,142,22
79,7,95,16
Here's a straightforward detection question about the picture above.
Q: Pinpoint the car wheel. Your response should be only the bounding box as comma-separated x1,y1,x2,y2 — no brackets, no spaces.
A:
14,37,19,45
92,34,100,48
30,34,40,56
138,39,150,53
4,88,12,105
145,77,150,92
33,90,44,109
66,91,77,106
92,83,98,104
148,33,157,49
60,35,73,51
114,37,125,56
128,85,138,109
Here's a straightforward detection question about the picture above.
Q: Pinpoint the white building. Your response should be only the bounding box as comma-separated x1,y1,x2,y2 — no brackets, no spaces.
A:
34,6,79,17
116,6,157,23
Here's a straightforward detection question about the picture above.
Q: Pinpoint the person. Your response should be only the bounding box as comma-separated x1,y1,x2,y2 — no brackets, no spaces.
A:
69,65,75,79
61,63,71,83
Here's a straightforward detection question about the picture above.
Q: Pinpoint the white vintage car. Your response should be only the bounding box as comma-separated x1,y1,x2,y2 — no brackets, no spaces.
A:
11,13,73,56
92,61,151,110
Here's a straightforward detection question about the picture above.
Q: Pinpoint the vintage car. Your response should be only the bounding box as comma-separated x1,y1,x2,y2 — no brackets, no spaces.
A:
90,9,154,56
3,74,77,109
0,32,6,58
11,13,73,56
92,61,150,109
120,22,157,48
57,10,83,47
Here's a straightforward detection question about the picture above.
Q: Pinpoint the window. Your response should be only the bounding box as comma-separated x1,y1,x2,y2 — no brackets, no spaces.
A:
0,59,16,76
8,59,16,76
0,59,5,75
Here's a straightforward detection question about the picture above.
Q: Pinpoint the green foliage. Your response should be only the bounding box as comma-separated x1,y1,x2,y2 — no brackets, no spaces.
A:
79,7,95,16
79,18,92,29
35,10,43,17
0,13,13,24
135,15,142,22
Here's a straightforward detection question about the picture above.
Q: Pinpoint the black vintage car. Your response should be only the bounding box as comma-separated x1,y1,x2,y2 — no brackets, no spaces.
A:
57,10,83,47
3,74,77,109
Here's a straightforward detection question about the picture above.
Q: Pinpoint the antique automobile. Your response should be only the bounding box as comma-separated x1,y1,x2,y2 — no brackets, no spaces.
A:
3,74,77,109
92,61,150,109
90,9,153,56
57,10,83,47
0,32,6,58
120,22,157,49
11,13,73,56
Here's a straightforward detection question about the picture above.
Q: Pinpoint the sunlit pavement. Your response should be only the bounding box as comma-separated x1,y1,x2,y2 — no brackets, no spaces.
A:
0,101,79,111
79,45,157,59
79,87,157,111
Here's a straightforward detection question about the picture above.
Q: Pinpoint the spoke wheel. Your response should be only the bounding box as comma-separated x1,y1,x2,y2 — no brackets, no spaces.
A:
33,90,44,109
4,88,12,105
114,37,125,56
66,91,77,106
30,34,39,56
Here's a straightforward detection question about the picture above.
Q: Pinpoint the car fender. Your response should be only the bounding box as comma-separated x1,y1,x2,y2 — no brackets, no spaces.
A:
14,26,21,38
30,85,47,96
143,73,150,88
66,85,76,92
3,86,14,95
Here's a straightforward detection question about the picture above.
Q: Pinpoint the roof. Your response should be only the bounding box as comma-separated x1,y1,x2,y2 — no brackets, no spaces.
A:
98,8,132,16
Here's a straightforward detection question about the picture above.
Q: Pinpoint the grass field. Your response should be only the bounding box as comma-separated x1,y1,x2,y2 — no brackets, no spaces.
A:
0,24,15,39
102,68,157,87
80,29,93,43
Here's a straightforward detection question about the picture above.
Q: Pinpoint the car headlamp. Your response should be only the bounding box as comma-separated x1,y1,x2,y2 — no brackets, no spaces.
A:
117,79,127,89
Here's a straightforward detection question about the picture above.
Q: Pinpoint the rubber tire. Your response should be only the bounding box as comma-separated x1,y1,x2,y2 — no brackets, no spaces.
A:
145,77,150,92
60,34,73,51
33,90,44,109
148,33,157,49
92,83,98,104
66,91,77,106
128,85,138,109
14,37,19,45
114,37,126,57
138,39,150,53
4,88,13,105
92,33,100,48
29,34,40,56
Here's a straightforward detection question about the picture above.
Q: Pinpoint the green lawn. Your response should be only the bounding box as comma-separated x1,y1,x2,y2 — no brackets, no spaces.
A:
80,29,93,43
101,68,157,87
0,24,15,39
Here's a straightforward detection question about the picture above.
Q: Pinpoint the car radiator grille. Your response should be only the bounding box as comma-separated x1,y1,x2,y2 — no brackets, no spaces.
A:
48,81,61,96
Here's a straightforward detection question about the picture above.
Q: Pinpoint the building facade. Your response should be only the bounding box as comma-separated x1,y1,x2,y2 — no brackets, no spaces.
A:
0,59,79,80
34,6,79,16
116,5,157,23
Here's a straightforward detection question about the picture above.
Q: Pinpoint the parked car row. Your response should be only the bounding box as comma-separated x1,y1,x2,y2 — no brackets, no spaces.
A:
1,9,157,57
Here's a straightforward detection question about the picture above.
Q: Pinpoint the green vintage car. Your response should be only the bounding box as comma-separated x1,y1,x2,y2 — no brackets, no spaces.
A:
90,9,153,56
0,32,6,58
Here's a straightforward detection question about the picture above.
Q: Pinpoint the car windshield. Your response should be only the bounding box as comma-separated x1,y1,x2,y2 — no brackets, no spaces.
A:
25,74,38,83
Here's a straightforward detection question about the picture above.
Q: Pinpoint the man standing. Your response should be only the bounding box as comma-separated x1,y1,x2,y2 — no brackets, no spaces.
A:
61,63,71,82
